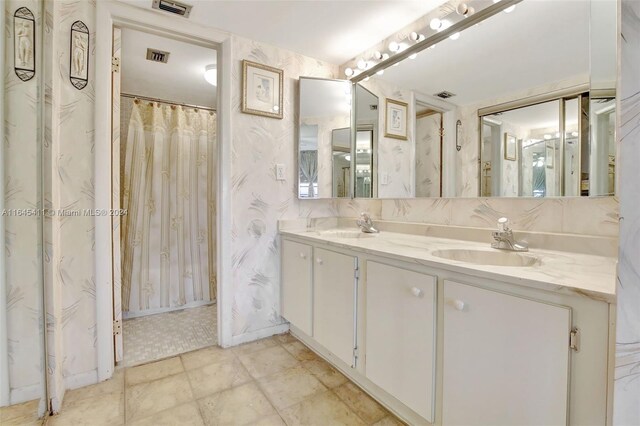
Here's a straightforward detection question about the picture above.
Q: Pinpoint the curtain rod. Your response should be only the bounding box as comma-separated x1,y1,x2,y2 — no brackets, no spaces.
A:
120,92,217,113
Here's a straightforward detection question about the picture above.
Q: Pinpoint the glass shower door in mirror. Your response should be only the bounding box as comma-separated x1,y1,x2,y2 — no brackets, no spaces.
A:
298,77,351,199
1,0,47,421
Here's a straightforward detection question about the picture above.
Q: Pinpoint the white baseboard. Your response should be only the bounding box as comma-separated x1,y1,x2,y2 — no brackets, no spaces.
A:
64,369,98,391
9,383,42,406
224,323,290,348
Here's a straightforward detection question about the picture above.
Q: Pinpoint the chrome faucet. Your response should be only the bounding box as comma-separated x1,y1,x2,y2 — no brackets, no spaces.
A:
491,217,528,252
357,212,379,233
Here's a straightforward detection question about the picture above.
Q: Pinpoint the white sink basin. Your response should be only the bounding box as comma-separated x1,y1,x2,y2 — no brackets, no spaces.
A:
431,249,538,267
319,230,378,239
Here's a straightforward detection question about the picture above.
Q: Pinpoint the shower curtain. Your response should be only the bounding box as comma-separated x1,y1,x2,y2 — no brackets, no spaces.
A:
121,100,216,314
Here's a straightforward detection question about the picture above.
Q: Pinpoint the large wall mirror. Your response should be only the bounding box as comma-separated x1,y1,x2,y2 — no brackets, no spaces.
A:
297,0,616,199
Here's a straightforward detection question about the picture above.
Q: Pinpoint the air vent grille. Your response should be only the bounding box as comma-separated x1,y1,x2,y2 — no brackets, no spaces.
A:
370,105,378,111
434,91,456,99
152,0,192,17
146,48,170,63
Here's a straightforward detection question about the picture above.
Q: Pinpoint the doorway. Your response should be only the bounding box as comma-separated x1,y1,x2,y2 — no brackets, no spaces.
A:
111,26,219,367
415,103,444,197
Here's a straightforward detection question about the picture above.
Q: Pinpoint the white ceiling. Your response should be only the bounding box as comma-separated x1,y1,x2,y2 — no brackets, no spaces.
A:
118,0,447,64
120,27,217,108
377,0,601,106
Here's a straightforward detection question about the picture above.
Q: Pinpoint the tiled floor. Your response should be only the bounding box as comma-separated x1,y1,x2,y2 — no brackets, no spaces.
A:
123,304,217,367
0,399,43,426
45,334,404,426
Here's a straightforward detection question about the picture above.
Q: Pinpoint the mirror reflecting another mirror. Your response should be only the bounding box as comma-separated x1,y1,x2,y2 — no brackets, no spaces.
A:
297,0,616,199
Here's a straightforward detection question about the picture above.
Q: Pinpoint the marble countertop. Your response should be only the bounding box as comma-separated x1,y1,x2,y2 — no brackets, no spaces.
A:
280,227,617,303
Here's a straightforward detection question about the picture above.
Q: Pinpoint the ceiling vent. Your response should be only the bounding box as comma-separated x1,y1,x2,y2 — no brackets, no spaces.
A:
370,105,378,111
146,48,170,63
152,0,192,17
434,91,456,99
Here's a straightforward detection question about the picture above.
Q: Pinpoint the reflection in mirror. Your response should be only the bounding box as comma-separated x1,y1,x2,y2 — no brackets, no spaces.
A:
354,85,378,198
349,0,616,198
298,77,351,198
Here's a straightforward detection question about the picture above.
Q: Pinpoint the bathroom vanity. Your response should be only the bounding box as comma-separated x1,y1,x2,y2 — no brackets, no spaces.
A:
279,219,616,426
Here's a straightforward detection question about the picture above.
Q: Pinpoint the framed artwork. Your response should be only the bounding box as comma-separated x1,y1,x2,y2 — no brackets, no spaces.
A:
545,141,555,169
14,7,35,82
70,21,89,90
384,98,408,140
504,133,517,161
242,60,283,119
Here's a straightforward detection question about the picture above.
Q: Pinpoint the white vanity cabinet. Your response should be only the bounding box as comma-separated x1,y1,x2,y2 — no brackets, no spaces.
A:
442,280,572,426
365,261,437,422
281,240,313,335
313,247,357,366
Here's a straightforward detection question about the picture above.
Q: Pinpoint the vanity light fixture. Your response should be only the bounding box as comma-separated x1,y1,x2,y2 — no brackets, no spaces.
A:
204,64,217,86
357,59,368,70
344,67,354,77
389,41,400,52
409,32,426,42
429,18,442,30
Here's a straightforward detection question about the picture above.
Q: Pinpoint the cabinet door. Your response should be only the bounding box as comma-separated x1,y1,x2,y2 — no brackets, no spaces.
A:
443,280,571,426
281,240,313,335
365,262,437,422
313,247,356,366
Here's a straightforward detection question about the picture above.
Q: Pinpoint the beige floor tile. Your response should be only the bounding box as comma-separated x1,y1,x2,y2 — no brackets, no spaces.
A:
187,358,252,399
127,402,204,426
231,337,279,357
238,346,299,379
257,365,327,410
280,390,365,426
301,359,348,389
65,369,124,404
125,373,193,422
48,390,124,426
2,416,43,426
198,382,277,425
372,416,405,426
181,345,236,371
0,399,41,423
281,342,318,362
273,333,297,345
248,414,287,426
333,382,387,424
125,357,184,387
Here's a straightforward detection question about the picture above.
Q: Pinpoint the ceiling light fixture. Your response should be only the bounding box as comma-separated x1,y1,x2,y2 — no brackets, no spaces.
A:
204,64,217,86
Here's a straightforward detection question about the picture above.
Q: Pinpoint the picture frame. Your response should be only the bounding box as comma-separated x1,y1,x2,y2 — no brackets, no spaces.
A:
384,98,408,140
241,60,283,119
13,7,35,82
70,20,90,90
504,133,517,161
545,141,555,169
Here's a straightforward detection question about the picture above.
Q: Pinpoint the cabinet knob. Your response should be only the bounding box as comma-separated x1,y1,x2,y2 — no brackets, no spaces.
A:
299,252,307,259
453,299,465,311
411,287,424,298
316,258,323,265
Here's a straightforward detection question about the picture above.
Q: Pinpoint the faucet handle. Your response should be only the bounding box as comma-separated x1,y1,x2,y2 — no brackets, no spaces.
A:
497,217,510,232
359,212,372,224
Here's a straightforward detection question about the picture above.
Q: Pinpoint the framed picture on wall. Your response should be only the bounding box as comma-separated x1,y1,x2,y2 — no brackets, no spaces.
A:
504,133,517,161
545,141,555,169
241,60,283,119
384,98,408,140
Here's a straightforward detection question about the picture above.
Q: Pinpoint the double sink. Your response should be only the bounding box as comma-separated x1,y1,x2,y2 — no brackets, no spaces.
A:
316,229,538,267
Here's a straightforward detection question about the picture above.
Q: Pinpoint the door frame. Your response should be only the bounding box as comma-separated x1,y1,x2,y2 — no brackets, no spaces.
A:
95,1,233,381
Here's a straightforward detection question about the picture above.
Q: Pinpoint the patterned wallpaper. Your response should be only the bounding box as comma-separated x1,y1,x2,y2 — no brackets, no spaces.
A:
3,0,46,404
615,1,640,423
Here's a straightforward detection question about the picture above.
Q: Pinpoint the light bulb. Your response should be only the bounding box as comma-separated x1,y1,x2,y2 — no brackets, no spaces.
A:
417,34,426,42
389,41,400,52
374,51,383,60
466,6,475,16
409,53,417,60
430,18,442,30
204,64,217,86
504,5,516,13
440,20,452,31
357,59,367,70
344,67,354,77
410,32,419,41
456,3,469,15
381,53,390,60
353,69,361,76
449,32,460,40
345,155,351,161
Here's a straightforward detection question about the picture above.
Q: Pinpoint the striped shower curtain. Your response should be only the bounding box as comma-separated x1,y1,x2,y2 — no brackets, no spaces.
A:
121,100,216,315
